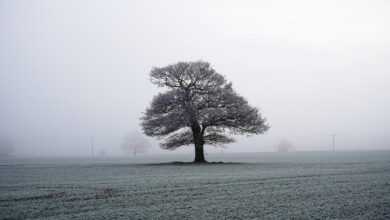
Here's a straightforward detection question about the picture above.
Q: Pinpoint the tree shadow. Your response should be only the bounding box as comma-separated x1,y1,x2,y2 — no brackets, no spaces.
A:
141,161,246,166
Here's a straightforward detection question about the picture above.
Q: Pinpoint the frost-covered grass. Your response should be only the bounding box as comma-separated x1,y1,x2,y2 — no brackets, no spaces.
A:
1,151,390,219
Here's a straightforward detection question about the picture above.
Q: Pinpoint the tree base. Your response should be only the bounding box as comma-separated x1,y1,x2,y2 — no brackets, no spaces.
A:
144,161,243,166
193,159,207,163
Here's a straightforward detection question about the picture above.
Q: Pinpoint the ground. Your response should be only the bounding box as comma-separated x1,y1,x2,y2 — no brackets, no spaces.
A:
0,151,390,219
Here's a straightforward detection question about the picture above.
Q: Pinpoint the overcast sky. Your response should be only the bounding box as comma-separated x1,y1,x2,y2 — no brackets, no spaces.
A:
1,0,389,157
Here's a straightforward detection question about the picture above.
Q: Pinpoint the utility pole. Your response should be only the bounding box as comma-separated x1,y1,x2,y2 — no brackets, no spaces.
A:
90,136,95,158
331,134,336,152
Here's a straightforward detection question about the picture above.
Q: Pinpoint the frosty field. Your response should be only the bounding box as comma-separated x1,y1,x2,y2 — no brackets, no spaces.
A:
1,151,390,220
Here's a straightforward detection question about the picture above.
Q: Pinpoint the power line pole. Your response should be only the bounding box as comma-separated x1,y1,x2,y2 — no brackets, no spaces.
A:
331,134,336,152
90,136,95,158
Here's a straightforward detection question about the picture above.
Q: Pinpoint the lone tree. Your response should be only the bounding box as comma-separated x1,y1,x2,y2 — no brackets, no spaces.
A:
141,61,269,163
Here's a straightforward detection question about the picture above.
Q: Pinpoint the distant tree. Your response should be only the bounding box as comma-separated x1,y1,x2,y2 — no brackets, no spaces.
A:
0,137,15,157
276,139,295,152
121,132,151,156
98,149,107,158
141,61,269,163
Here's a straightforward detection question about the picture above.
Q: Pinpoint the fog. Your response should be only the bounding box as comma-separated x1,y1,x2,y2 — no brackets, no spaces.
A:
1,0,389,157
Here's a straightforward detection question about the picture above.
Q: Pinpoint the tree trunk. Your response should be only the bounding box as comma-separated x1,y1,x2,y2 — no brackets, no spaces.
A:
192,123,206,163
194,142,206,163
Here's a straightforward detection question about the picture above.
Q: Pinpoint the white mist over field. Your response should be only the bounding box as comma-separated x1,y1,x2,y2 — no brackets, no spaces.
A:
1,0,389,157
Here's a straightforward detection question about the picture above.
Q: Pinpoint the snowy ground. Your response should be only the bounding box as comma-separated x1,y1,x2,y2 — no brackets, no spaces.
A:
1,151,390,219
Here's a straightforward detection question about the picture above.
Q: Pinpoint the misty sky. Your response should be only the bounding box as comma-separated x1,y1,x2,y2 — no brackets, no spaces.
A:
1,0,389,157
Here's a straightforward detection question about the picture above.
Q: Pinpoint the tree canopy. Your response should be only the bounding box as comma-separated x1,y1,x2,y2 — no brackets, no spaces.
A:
141,61,269,162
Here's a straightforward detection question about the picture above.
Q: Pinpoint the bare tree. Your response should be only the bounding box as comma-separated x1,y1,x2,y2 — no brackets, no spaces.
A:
141,61,269,163
121,132,151,156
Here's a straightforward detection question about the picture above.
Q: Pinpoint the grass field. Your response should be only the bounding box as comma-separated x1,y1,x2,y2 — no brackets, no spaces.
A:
1,151,390,219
